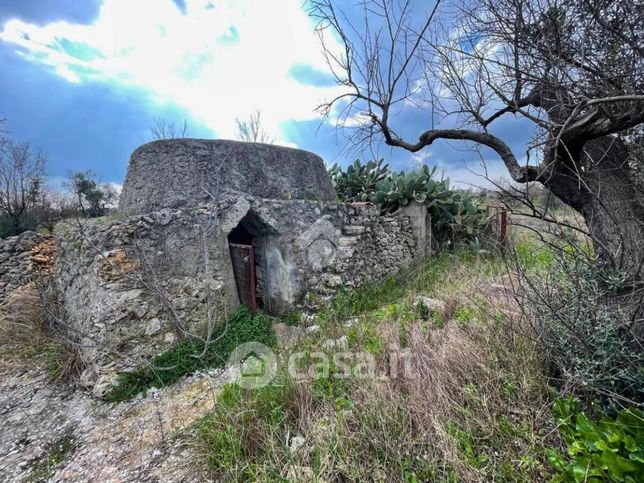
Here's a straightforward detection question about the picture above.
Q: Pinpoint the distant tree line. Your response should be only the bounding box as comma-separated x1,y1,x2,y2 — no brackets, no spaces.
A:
0,119,118,238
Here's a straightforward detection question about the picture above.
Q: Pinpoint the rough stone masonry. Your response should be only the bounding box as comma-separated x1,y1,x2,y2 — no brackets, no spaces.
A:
53,139,431,395
119,139,337,214
0,231,52,302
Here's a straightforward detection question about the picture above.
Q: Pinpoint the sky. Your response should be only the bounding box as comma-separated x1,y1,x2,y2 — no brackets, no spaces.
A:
0,0,533,190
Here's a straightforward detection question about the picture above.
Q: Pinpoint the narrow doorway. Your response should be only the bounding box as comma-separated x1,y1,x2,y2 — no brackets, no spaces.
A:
227,212,268,315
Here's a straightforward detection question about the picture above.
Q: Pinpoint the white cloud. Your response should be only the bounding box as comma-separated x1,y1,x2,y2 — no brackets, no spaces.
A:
411,150,432,166
107,182,123,194
55,64,82,83
440,160,510,190
0,0,345,144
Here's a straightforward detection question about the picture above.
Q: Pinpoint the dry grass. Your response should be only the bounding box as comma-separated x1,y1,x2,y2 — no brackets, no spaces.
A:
0,282,82,380
195,250,560,481
292,318,555,481
0,283,49,369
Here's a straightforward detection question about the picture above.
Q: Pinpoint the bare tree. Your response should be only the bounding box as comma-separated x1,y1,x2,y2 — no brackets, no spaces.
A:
149,117,189,140
310,0,644,282
36,189,77,232
0,138,47,235
0,118,7,146
234,110,273,143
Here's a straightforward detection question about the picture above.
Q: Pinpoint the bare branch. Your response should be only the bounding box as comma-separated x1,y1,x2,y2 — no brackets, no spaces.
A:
234,110,273,143
149,117,189,140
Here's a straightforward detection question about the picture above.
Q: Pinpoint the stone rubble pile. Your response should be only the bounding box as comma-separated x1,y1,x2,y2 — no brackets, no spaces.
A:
28,237,56,275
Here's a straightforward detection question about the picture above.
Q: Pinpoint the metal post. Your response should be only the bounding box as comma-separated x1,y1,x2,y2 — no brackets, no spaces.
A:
496,207,508,253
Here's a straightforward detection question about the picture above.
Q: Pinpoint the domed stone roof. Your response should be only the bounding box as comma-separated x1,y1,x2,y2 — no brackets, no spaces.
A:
119,139,336,214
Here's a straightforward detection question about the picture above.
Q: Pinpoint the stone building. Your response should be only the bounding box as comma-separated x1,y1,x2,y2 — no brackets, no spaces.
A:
53,139,431,394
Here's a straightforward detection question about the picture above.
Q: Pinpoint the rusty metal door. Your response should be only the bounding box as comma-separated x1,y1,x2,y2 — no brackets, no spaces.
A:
229,243,257,314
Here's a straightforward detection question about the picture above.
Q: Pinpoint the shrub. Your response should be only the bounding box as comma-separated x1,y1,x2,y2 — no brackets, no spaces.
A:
44,341,83,382
0,213,38,238
524,255,643,409
281,310,302,326
550,397,644,482
416,299,430,320
104,306,275,402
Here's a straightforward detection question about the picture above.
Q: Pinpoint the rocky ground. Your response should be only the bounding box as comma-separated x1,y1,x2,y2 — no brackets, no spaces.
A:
0,273,313,483
0,362,241,482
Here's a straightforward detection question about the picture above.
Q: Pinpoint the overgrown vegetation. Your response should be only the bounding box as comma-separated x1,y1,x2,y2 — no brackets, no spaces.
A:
195,380,299,480
550,397,643,482
327,159,493,247
104,306,276,402
516,247,643,411
0,283,82,380
510,230,644,480
195,248,561,481
191,237,643,481
0,284,48,365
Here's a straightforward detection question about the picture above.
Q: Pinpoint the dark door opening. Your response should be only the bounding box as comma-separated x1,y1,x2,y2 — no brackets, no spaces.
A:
228,222,255,245
229,242,256,314
227,212,268,315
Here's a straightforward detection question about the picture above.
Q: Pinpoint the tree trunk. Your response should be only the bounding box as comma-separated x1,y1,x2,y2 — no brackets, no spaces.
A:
542,136,644,339
543,136,644,281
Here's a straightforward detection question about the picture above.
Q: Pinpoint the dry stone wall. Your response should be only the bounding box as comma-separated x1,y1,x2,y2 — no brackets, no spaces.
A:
54,208,237,395
249,200,419,312
0,231,51,302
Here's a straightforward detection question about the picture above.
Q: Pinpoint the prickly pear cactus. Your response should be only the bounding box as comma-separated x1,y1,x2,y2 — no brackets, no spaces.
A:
328,159,492,247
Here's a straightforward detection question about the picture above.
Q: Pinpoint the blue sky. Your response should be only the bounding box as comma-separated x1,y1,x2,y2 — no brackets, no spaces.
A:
0,0,531,190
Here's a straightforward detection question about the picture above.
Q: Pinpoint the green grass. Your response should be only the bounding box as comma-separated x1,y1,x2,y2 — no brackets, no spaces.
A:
23,436,76,482
279,310,302,326
42,341,83,382
454,304,477,325
431,309,446,328
103,249,503,405
514,240,556,270
195,380,298,480
193,247,561,481
314,250,503,330
104,306,276,402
